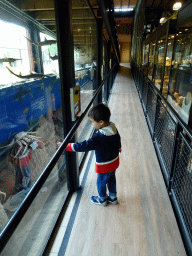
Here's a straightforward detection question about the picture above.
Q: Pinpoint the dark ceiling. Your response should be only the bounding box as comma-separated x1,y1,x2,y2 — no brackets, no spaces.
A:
2,0,188,41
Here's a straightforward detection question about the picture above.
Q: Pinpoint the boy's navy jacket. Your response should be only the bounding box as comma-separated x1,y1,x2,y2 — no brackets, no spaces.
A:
67,122,121,173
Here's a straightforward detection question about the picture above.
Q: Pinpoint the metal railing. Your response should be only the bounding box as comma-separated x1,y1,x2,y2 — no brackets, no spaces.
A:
0,63,117,254
131,60,192,256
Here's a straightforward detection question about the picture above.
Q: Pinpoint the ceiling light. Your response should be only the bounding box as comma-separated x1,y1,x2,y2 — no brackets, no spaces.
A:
114,8,133,12
122,7,134,11
173,2,182,10
160,17,167,24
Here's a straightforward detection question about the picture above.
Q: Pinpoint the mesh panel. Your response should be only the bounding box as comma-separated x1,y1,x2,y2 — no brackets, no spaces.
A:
155,100,177,178
146,83,157,134
172,133,192,241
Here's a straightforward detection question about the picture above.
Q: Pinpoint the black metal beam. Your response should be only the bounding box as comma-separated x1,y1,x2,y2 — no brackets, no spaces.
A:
96,0,120,63
96,18,103,104
54,0,79,193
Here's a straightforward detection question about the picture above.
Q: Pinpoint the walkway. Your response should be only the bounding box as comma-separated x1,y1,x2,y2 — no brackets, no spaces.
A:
49,63,186,256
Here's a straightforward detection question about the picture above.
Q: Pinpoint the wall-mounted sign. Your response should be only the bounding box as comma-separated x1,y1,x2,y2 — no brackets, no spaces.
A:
70,86,81,121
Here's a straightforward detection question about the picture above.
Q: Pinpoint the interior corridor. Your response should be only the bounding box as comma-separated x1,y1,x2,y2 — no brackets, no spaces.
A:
49,64,186,256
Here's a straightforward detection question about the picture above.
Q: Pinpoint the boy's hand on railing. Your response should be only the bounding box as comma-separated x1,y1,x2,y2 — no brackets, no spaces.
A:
65,143,73,151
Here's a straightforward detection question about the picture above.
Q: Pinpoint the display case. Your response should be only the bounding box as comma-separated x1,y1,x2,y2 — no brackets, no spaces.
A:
141,20,176,94
168,28,192,125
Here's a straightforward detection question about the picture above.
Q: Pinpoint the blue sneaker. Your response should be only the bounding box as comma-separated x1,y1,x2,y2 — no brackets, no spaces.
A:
90,196,107,207
107,195,118,205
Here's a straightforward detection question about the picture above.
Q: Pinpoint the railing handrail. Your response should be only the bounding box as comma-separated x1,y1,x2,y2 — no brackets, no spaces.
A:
145,75,192,141
0,63,116,253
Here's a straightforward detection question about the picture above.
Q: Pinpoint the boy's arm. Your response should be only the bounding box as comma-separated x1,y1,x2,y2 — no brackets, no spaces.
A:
65,136,100,152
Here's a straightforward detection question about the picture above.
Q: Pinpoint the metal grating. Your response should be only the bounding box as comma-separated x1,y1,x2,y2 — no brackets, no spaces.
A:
155,100,177,179
146,83,157,134
172,133,192,242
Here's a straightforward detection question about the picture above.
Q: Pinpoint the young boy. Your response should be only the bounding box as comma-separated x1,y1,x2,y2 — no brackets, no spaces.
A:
65,103,121,206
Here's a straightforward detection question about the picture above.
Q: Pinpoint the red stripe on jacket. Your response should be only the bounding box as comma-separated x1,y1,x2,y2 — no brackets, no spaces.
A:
95,156,119,173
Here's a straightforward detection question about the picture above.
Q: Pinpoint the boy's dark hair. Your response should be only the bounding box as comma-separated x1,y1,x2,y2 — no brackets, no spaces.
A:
88,103,111,123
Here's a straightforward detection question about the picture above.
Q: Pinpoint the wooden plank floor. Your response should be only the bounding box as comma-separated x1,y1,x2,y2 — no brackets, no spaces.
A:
50,63,186,256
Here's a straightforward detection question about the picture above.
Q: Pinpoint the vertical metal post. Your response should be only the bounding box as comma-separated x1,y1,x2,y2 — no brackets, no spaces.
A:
112,53,114,84
103,39,108,103
106,40,111,101
54,0,79,192
96,18,103,104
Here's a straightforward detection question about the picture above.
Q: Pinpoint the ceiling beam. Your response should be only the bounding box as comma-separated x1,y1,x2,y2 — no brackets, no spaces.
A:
73,24,97,29
73,34,97,37
20,0,98,11
72,20,96,24
72,9,95,19
20,0,54,11
26,10,55,20
25,9,95,21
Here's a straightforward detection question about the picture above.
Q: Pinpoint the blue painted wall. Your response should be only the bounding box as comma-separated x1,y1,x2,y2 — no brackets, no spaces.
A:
0,76,61,145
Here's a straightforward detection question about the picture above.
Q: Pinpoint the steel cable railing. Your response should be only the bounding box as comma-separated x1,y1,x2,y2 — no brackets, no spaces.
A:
0,63,116,253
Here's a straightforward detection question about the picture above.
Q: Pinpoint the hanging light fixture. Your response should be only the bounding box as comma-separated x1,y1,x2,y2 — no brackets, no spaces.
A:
114,0,133,12
173,1,182,10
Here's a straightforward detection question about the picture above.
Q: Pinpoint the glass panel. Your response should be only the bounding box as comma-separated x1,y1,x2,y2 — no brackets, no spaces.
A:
154,36,166,90
168,28,192,125
0,3,67,255
72,0,97,163
148,42,155,80
1,153,67,256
